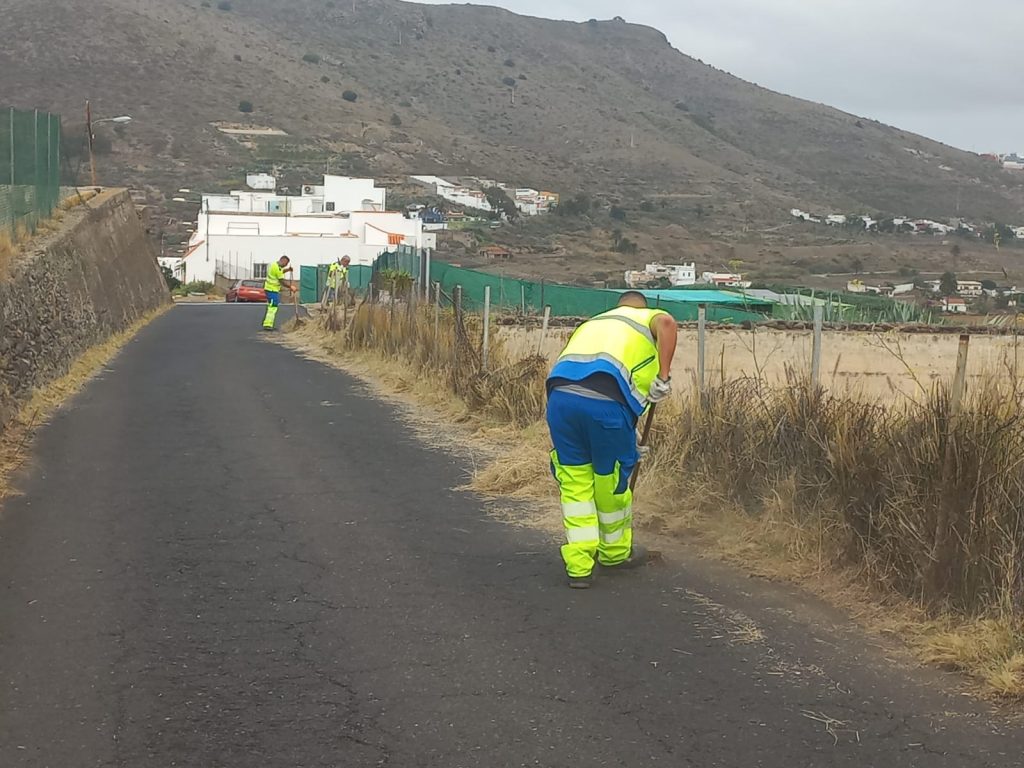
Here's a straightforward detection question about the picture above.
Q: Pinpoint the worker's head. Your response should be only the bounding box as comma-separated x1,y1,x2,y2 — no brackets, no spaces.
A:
617,291,649,309
341,256,351,266
278,255,290,267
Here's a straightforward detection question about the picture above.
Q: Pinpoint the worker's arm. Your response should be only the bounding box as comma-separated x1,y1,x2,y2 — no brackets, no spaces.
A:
651,313,678,381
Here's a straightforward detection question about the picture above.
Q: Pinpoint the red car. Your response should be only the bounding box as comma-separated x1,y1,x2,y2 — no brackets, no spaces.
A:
225,279,268,303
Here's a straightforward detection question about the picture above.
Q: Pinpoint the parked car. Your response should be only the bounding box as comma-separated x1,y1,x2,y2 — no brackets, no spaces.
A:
225,280,268,303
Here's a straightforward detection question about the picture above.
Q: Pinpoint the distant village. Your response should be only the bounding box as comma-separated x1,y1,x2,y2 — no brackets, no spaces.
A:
624,262,1022,316
408,175,559,218
789,207,1024,243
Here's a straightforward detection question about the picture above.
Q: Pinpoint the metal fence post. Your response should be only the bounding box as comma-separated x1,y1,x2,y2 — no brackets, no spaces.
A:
811,304,823,386
482,285,491,371
521,284,526,315
697,303,707,392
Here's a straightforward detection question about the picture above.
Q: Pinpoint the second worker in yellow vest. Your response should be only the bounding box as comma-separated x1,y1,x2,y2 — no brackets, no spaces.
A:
545,291,677,589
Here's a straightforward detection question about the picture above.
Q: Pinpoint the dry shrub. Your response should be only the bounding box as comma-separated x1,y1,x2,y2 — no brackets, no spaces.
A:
0,230,13,279
344,301,547,427
659,372,1024,617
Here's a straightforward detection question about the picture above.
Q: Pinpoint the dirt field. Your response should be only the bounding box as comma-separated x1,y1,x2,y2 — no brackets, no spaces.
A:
499,325,1021,400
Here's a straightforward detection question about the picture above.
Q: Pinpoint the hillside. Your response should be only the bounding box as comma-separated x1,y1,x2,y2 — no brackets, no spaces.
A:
3,0,1022,228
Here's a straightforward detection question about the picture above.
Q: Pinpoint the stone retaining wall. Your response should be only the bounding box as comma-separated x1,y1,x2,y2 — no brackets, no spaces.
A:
0,190,169,430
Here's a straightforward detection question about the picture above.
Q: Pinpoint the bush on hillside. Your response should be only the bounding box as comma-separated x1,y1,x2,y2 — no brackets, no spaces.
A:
238,100,254,113
303,53,322,64
342,90,358,102
217,0,232,10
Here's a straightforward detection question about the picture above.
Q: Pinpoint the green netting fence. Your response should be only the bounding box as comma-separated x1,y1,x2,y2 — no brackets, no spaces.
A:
342,247,767,323
0,108,62,239
427,262,765,323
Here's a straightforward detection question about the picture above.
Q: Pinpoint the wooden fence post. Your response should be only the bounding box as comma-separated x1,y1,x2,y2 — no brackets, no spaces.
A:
537,305,551,356
928,334,971,601
697,303,707,393
482,285,491,371
453,285,463,377
811,304,824,387
434,281,441,340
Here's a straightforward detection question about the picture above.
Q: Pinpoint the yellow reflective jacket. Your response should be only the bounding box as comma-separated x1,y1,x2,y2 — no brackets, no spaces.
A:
548,306,669,417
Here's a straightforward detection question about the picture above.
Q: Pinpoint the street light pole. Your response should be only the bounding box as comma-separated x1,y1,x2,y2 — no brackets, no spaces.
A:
84,101,132,188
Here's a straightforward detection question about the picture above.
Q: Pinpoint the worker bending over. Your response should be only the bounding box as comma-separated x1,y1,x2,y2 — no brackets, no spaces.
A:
546,292,677,589
325,255,351,306
262,255,296,331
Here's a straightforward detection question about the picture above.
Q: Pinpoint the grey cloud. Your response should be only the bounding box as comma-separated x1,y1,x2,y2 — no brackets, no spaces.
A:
418,0,1024,151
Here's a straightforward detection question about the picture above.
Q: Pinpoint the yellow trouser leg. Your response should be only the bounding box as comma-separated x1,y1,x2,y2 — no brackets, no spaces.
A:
551,451,599,578
595,464,633,566
263,303,279,328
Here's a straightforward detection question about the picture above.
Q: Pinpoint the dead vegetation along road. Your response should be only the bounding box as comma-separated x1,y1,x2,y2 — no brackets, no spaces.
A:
1,304,1021,767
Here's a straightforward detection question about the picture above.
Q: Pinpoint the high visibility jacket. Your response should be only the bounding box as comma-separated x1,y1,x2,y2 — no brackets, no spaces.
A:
265,262,287,292
548,306,669,418
328,263,348,288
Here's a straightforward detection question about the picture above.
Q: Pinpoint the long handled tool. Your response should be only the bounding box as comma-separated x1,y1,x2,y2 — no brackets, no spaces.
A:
291,276,308,325
629,404,658,492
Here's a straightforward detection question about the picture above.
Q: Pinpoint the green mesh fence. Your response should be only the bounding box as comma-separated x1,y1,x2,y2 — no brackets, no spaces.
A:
428,262,766,324
0,108,62,239
362,248,766,322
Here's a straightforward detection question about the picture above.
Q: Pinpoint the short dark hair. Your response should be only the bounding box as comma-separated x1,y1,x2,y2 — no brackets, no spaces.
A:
617,291,648,308
279,255,290,263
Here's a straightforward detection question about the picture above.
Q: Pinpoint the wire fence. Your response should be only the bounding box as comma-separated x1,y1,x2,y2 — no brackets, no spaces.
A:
0,108,62,239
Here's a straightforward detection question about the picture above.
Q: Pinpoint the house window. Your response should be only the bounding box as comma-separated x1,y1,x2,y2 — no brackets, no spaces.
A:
325,201,336,212
253,263,268,279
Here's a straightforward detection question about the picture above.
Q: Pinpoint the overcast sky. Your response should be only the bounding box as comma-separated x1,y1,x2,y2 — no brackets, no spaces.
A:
419,0,1023,153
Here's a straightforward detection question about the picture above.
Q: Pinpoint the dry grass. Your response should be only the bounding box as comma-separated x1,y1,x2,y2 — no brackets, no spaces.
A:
0,209,71,281
0,305,171,506
294,304,1024,699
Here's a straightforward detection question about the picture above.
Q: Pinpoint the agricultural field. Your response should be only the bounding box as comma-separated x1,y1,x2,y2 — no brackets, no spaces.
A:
503,326,1022,400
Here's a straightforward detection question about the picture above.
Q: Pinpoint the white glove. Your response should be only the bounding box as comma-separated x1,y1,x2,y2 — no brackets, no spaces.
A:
648,376,672,403
637,444,651,459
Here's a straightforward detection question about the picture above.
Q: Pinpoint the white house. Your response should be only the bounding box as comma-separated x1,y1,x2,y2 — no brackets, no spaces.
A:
157,255,185,280
246,173,277,191
957,280,984,297
943,297,968,314
179,176,428,284
625,263,696,288
701,272,752,289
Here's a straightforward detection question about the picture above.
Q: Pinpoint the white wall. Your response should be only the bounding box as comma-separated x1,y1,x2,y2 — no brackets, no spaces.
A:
183,235,361,284
323,176,386,212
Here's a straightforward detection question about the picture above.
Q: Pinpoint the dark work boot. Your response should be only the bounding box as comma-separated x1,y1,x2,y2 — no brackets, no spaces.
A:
568,574,594,589
600,545,648,571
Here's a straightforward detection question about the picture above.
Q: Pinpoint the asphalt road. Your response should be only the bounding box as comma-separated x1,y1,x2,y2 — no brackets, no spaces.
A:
1,304,1021,767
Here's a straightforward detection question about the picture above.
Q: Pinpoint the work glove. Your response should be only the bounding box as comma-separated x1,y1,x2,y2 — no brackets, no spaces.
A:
637,444,651,460
648,376,672,403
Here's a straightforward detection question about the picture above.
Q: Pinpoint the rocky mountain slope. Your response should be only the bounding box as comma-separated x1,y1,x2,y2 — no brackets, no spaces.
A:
3,0,1021,226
